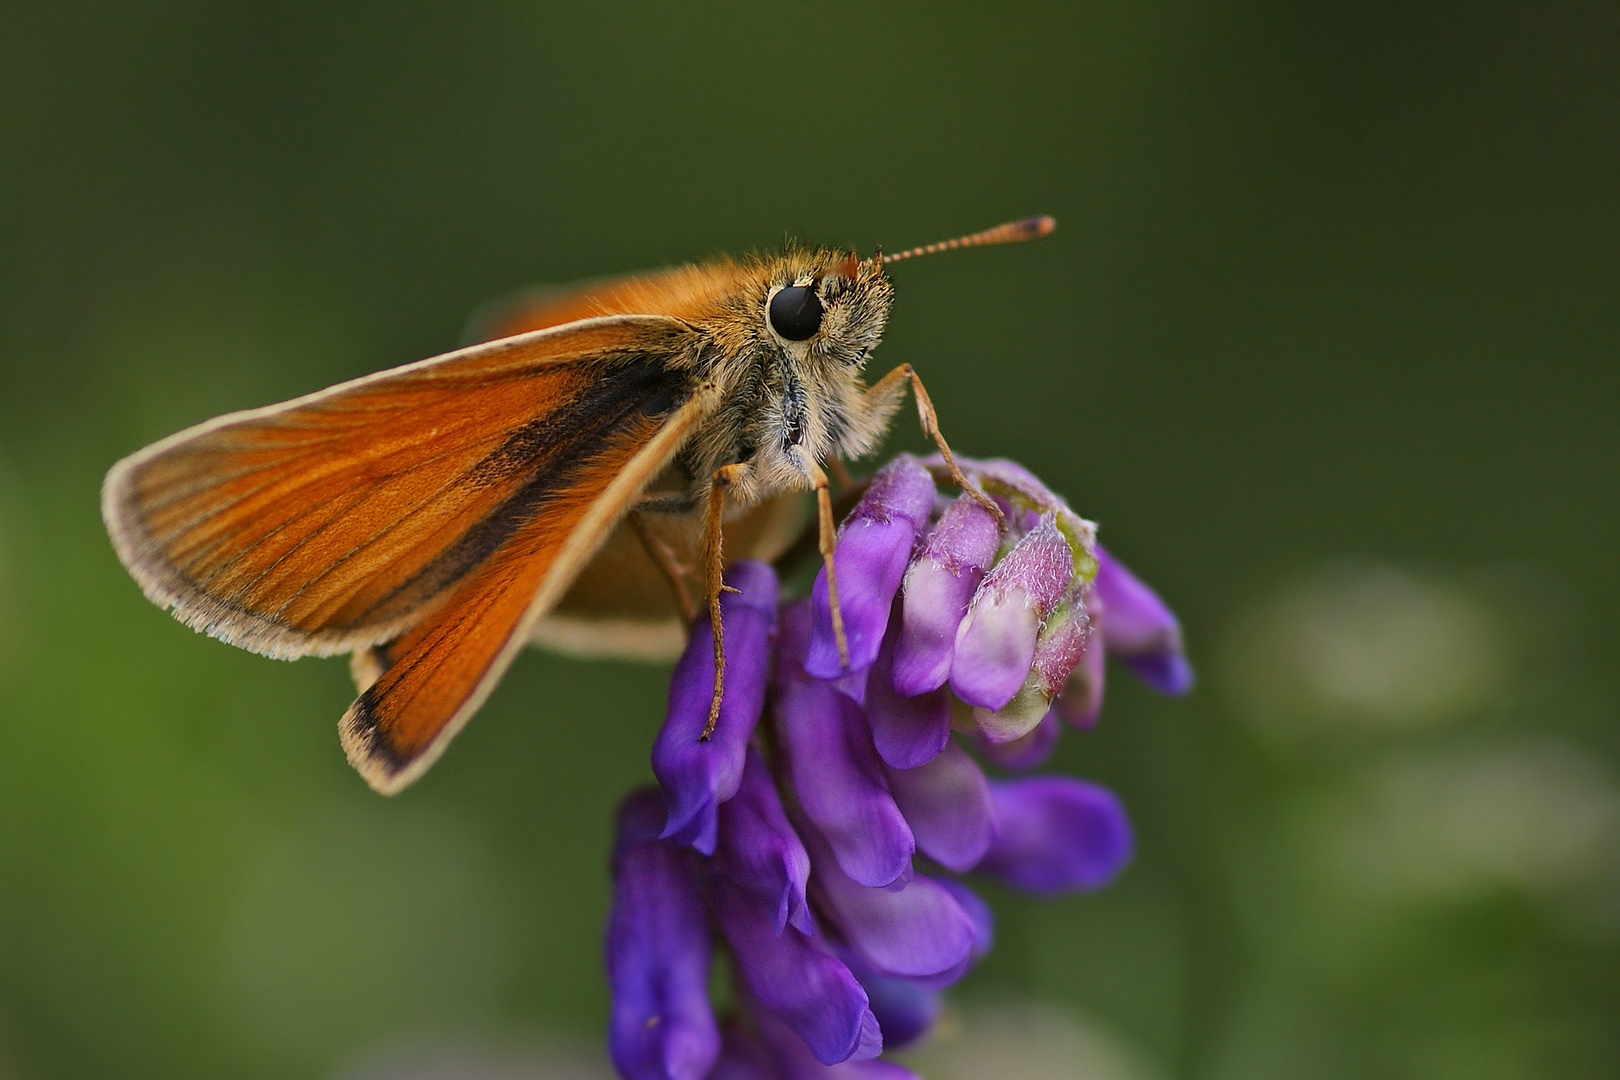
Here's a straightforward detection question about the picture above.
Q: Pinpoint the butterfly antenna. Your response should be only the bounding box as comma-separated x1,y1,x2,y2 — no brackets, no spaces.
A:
873,215,1056,269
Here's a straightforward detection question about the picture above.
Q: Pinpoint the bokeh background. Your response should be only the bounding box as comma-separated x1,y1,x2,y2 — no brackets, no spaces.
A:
1,3,1616,1078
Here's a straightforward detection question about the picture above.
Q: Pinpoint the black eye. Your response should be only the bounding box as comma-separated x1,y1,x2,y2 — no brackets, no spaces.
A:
768,286,823,341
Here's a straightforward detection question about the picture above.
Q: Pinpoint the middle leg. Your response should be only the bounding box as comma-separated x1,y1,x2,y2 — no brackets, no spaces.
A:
699,462,748,739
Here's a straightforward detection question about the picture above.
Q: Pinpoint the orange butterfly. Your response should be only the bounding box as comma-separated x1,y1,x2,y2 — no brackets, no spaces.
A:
102,217,1054,794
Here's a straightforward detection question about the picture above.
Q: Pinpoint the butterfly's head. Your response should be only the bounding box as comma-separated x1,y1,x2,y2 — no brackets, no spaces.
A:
759,246,895,374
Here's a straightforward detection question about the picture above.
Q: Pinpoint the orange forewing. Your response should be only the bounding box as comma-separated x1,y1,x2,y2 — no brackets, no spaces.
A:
341,389,711,793
102,316,699,661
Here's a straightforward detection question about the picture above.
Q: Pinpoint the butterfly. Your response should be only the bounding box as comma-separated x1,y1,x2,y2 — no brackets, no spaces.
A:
101,216,1054,794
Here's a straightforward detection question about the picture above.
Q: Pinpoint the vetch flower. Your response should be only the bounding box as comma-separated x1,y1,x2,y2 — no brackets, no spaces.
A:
713,879,882,1066
779,605,915,889
804,826,977,989
715,746,812,935
845,957,943,1053
978,778,1135,894
606,791,720,1080
864,612,953,770
934,875,996,961
1093,543,1194,695
882,741,998,873
653,561,779,854
807,456,937,678
748,1004,923,1080
1048,545,1194,731
600,454,1191,1078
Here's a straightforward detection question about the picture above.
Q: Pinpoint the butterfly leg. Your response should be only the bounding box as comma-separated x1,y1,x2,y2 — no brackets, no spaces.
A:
701,462,749,739
867,363,1004,522
627,510,698,624
795,451,850,670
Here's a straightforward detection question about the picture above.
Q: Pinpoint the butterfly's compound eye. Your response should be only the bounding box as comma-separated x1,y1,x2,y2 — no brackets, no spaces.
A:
768,286,823,341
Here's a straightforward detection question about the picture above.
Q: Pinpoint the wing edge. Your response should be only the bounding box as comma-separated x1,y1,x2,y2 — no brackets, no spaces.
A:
100,314,698,660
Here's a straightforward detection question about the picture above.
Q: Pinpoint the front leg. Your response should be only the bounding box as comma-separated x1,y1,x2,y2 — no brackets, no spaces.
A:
864,363,1003,523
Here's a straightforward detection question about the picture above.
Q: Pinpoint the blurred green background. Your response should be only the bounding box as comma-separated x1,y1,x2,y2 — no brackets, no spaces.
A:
1,3,1616,1078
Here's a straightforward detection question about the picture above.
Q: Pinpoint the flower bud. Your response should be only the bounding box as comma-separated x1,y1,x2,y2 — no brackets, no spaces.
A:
977,706,1062,769
890,493,1002,696
972,598,1088,744
949,516,1075,711
1054,616,1106,729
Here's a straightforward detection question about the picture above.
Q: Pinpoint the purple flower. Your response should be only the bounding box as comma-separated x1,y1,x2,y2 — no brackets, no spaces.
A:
750,1005,922,1080
864,613,952,770
779,605,915,889
654,561,778,854
807,827,976,989
882,741,997,873
1094,544,1194,695
934,877,995,961
606,791,720,1080
714,880,882,1066
978,778,1134,894
807,457,936,678
603,454,1188,1079
845,957,943,1052
715,747,812,935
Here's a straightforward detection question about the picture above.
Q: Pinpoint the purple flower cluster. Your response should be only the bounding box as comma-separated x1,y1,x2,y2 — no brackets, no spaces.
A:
607,456,1191,1080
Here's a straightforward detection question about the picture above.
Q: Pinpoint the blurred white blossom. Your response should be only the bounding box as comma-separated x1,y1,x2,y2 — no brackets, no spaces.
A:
1317,739,1620,902
337,1039,614,1080
1224,564,1507,742
901,1001,1160,1080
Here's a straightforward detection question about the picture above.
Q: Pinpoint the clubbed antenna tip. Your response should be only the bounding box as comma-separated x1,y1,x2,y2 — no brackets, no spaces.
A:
875,215,1057,268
